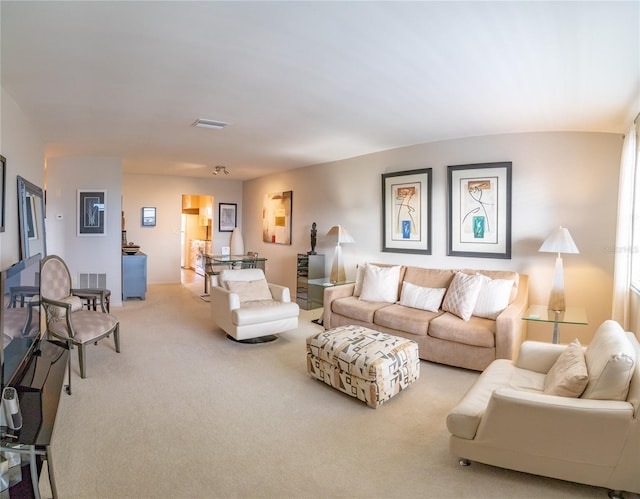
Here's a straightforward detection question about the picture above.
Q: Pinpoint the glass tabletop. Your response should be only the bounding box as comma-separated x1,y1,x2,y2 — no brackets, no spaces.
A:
307,277,354,287
522,304,588,325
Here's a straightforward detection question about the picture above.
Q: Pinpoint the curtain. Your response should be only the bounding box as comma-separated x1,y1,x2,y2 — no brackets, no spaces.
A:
612,122,637,329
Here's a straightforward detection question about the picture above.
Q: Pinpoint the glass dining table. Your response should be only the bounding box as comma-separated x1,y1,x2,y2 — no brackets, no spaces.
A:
202,254,267,293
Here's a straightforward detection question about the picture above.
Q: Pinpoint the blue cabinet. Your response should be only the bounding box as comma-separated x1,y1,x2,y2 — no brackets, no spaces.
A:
122,252,147,300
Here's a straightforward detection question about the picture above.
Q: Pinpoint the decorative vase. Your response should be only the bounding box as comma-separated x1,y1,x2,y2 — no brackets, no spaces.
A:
229,227,245,255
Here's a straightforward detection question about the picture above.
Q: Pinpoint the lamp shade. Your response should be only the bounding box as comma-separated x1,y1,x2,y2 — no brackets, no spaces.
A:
326,225,355,244
539,226,579,254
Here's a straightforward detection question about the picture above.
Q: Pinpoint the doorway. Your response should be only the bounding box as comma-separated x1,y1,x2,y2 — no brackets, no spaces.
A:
180,194,213,284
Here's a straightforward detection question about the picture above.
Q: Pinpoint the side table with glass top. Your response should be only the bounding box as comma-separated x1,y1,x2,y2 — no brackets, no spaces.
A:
522,305,588,344
307,278,354,325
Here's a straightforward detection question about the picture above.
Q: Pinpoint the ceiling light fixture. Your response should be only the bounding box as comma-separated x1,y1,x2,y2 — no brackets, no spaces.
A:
193,118,228,130
213,165,230,176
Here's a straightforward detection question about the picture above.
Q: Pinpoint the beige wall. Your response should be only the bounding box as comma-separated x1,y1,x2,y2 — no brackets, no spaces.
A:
122,174,243,284
243,131,623,343
0,88,45,268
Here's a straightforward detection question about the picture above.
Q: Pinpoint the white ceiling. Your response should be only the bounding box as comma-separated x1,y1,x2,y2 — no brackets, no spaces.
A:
2,1,638,181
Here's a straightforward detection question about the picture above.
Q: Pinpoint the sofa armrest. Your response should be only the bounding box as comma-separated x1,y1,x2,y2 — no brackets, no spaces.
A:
322,283,356,328
474,387,633,466
494,274,529,360
268,283,291,302
514,341,567,373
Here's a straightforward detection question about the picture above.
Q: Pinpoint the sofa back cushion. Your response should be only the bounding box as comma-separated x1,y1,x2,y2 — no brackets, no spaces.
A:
582,320,636,401
403,267,456,289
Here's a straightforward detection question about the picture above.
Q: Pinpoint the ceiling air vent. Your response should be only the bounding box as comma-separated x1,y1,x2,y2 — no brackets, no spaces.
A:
193,118,228,130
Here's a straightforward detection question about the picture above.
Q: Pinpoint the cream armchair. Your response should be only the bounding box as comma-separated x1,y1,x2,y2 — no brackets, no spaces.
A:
447,320,639,496
210,268,299,343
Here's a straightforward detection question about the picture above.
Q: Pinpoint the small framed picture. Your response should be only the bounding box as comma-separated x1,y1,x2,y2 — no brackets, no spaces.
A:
219,203,237,232
77,190,106,236
142,207,156,227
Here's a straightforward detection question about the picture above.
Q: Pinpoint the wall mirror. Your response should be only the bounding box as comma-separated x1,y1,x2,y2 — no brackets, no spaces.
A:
17,176,47,260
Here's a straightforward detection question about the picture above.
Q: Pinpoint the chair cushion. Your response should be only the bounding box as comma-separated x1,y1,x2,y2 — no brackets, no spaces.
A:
442,272,483,321
582,320,636,401
48,310,119,344
225,279,272,303
232,300,299,326
543,339,589,398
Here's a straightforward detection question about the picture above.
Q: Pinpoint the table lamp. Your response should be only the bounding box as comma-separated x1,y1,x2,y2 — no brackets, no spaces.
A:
539,226,579,311
326,225,355,283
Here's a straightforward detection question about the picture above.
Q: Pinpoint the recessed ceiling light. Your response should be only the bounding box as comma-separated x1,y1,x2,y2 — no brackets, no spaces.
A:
193,118,228,129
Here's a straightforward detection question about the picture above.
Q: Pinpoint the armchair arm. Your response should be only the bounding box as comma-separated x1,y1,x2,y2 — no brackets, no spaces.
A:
40,296,76,338
322,283,356,329
209,285,240,331
268,283,291,302
476,387,633,466
514,341,567,373
495,274,528,360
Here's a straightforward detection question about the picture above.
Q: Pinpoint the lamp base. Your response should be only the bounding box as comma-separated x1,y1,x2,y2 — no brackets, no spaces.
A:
330,245,346,283
548,256,566,312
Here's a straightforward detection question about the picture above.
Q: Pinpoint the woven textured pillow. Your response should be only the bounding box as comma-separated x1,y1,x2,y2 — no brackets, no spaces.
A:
543,339,589,397
442,272,483,321
359,264,401,303
226,279,272,303
399,282,446,312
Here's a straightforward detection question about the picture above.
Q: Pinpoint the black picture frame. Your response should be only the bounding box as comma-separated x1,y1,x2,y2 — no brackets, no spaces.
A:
447,162,512,259
141,207,156,227
382,168,432,254
77,190,106,236
219,203,237,232
0,155,6,233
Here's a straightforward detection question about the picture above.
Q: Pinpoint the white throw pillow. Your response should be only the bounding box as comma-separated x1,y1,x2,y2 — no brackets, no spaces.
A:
399,282,446,312
543,339,589,398
225,279,272,303
359,265,402,303
473,275,515,320
581,320,636,401
442,272,483,321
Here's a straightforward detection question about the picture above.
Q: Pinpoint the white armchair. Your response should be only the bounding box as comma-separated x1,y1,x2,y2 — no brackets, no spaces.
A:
447,320,639,496
210,268,299,343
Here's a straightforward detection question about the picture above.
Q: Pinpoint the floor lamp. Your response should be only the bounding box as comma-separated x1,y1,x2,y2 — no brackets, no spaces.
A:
539,226,579,311
326,225,355,283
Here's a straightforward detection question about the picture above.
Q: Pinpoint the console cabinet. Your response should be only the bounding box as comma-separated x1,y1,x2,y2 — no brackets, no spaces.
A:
122,252,147,300
296,254,324,310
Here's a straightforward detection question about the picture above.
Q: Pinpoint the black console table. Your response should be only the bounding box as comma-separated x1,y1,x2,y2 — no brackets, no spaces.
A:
1,340,69,498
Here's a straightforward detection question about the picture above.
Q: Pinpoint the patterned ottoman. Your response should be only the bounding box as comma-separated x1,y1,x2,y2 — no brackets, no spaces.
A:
306,325,420,408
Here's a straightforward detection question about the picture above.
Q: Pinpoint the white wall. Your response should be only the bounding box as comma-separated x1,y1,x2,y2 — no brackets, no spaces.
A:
0,87,45,267
46,157,123,305
122,174,243,284
243,131,623,344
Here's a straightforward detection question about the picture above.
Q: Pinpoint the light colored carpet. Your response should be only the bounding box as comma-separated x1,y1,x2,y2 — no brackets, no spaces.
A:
41,282,612,498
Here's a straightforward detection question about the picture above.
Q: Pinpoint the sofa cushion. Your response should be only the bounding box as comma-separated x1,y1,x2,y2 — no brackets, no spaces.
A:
582,320,636,401
543,339,589,398
429,312,496,348
399,281,446,312
359,264,402,303
332,296,390,323
442,272,484,321
472,275,515,320
226,279,272,303
373,304,440,336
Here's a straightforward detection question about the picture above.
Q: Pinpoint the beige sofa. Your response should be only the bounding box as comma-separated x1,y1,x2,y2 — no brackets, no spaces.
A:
322,264,528,371
447,320,640,495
